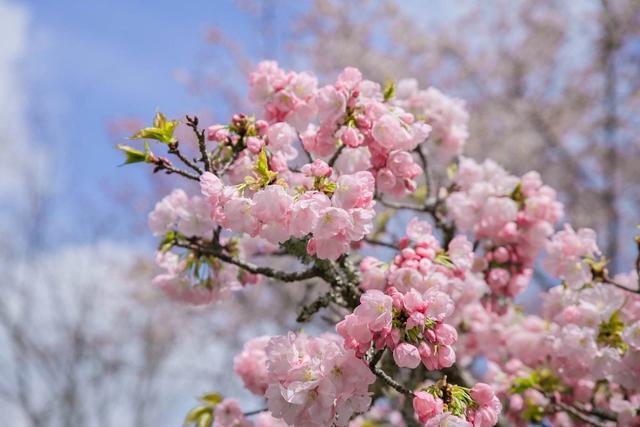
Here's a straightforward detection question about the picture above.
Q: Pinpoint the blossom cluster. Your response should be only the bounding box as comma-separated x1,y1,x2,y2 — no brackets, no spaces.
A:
124,61,640,427
250,62,432,197
395,79,470,162
413,381,501,427
461,268,640,425
200,165,376,260
447,158,563,301
234,332,375,427
338,219,473,370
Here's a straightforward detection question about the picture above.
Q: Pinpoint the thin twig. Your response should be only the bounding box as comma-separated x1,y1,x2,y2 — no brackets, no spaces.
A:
185,115,212,172
243,408,267,417
327,143,346,167
368,350,414,396
364,238,399,250
168,142,203,175
603,277,640,294
151,157,200,181
415,146,434,200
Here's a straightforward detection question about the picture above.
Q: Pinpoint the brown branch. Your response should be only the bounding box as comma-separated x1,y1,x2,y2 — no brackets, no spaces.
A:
185,115,212,172
168,142,203,175
368,350,414,397
175,241,320,282
151,157,200,181
552,400,610,427
327,143,346,167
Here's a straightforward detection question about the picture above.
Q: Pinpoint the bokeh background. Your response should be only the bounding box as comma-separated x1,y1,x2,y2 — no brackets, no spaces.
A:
1,0,639,425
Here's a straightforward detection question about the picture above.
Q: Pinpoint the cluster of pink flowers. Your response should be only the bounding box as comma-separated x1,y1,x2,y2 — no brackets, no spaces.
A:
395,80,470,162
413,382,501,427
249,61,318,132
544,224,600,288
151,250,249,305
338,220,474,370
234,332,375,427
149,189,215,239
131,62,640,427
200,164,375,260
447,158,563,299
461,269,640,425
250,62,431,197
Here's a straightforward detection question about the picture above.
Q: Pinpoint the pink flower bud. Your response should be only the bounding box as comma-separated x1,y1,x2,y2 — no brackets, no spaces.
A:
255,120,269,136
437,345,456,368
246,136,264,154
470,383,495,406
341,127,364,148
393,343,421,368
413,391,443,424
435,323,458,346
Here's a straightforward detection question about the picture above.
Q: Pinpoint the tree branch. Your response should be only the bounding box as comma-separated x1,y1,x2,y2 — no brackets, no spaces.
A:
168,142,203,175
552,400,610,427
368,350,414,397
327,143,346,167
185,115,212,172
151,157,200,181
175,240,320,282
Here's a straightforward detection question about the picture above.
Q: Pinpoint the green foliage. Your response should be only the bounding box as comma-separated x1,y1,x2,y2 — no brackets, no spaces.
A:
411,184,428,204
509,368,564,395
158,230,177,252
510,182,525,209
422,379,476,419
238,148,279,192
315,176,337,197
130,111,178,144
521,400,545,423
183,393,223,427
383,81,396,102
597,310,628,353
116,141,152,166
434,251,454,269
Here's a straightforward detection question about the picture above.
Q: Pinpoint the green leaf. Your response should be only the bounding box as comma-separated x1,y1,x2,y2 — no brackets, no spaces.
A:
434,252,454,269
597,310,628,352
509,375,537,394
251,148,278,189
197,412,213,427
446,163,458,180
130,111,178,144
383,81,395,102
521,401,545,423
197,413,213,427
116,142,152,166
256,148,269,175
158,230,177,252
199,392,223,406
510,182,526,209
184,406,212,426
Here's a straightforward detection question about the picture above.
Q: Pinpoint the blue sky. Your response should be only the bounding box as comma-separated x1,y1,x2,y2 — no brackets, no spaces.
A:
17,0,309,244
